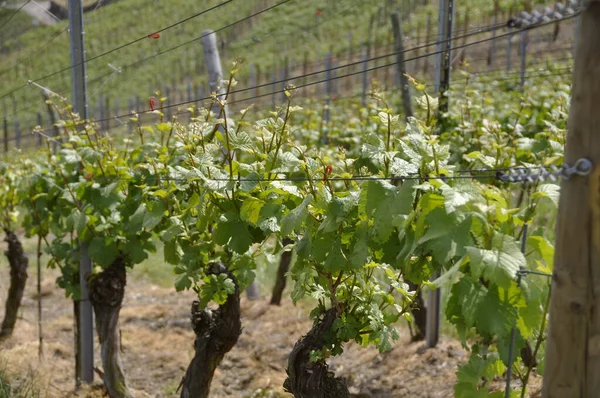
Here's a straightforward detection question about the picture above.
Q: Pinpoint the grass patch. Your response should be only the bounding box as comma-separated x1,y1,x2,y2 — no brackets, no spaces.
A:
0,362,39,398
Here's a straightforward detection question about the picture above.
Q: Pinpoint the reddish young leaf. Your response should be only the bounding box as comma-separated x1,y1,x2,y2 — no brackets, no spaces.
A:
149,98,155,111
147,32,160,39
322,165,333,182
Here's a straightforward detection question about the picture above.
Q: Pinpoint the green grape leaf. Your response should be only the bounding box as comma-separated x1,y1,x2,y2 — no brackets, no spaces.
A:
360,180,412,243
419,208,471,264
213,214,253,254
88,237,119,267
143,200,166,229
465,234,523,288
164,239,183,265
240,197,265,227
280,194,312,236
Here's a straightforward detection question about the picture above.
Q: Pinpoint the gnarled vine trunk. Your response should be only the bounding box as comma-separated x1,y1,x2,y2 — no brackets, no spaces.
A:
88,257,132,398
1,230,29,339
180,262,241,398
284,308,350,398
407,281,426,341
270,238,294,305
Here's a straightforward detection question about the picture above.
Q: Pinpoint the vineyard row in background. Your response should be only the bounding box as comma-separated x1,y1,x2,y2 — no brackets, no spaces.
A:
0,0,578,153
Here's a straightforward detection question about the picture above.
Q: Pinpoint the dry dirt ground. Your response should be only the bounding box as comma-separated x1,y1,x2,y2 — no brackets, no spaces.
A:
0,264,542,397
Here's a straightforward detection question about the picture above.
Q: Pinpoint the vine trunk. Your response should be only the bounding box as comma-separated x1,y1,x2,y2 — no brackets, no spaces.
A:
88,256,132,398
284,308,350,398
0,230,29,339
180,262,241,398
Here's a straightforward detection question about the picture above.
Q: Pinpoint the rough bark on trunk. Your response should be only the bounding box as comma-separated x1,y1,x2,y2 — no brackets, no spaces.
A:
406,281,426,341
180,262,241,398
88,257,132,398
0,230,29,339
284,308,350,398
270,238,294,306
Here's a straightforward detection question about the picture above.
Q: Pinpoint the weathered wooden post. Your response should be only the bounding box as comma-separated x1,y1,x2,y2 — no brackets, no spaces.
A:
423,12,433,74
391,12,413,121
519,31,528,89
361,44,369,106
14,118,20,149
542,2,600,397
3,117,7,154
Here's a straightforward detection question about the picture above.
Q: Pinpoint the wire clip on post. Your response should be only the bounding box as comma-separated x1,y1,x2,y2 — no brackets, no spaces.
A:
496,158,592,184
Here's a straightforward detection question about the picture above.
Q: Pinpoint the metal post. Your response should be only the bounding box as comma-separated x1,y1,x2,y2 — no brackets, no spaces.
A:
322,53,332,144
201,29,227,120
505,224,528,397
434,0,454,114
68,0,93,385
201,29,259,300
391,12,414,121
428,0,454,349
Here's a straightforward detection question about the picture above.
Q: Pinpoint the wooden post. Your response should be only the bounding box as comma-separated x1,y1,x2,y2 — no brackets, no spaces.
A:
281,56,289,103
361,44,369,106
42,93,60,153
506,34,513,72
346,32,353,92
391,12,413,121
460,10,469,65
488,1,499,67
3,117,7,154
542,3,600,397
249,64,257,99
423,12,432,74
271,71,277,109
520,31,527,89
14,118,20,148
104,96,110,132
255,64,261,99
165,87,172,120
128,98,134,135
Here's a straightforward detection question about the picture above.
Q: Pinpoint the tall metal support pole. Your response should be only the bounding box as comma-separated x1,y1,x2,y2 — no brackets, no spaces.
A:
428,0,454,349
201,30,227,119
201,30,260,300
433,0,454,114
68,0,93,386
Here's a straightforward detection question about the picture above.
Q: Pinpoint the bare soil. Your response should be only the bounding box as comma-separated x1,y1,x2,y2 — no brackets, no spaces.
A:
0,266,541,397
